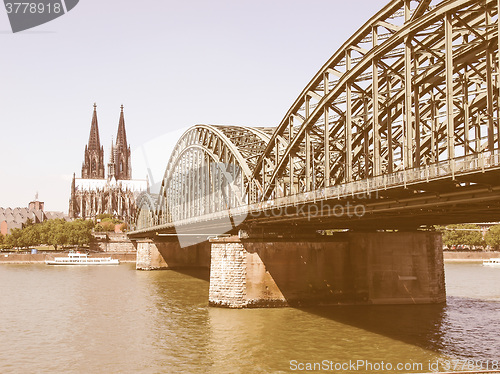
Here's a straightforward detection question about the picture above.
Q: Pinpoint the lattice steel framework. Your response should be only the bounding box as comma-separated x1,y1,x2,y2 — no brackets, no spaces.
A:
251,0,500,201
143,125,277,227
135,193,158,229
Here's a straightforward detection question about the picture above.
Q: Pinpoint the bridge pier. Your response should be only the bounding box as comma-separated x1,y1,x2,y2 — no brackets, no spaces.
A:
208,231,445,308
136,238,210,270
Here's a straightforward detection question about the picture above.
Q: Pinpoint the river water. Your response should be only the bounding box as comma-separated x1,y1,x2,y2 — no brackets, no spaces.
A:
0,262,499,373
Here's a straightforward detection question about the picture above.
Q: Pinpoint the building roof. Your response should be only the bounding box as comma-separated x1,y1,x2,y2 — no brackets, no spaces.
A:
0,204,69,234
44,211,67,220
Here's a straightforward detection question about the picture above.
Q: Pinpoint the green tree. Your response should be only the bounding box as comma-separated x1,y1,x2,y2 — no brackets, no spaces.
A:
1,218,95,250
67,219,94,246
22,218,34,228
485,224,500,250
96,220,116,232
22,225,41,247
441,224,484,248
5,228,23,249
96,213,114,221
97,214,122,224
42,219,68,249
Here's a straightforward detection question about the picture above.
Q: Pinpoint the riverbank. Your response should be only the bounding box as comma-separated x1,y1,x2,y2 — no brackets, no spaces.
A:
0,252,136,264
443,251,500,262
1,250,496,264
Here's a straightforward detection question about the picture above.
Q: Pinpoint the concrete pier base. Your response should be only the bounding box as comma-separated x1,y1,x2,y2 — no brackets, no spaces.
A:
208,232,445,308
135,238,210,270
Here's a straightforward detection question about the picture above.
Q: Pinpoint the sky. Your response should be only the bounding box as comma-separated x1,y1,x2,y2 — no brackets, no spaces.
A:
0,0,388,213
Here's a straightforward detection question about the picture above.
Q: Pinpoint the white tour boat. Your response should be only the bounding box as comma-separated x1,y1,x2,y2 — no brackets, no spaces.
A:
45,252,119,265
482,258,500,267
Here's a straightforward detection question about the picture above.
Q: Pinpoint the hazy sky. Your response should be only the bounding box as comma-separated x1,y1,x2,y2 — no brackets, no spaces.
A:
0,0,388,213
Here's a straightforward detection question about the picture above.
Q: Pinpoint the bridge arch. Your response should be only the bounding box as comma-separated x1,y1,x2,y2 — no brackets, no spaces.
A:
155,124,276,225
135,192,158,230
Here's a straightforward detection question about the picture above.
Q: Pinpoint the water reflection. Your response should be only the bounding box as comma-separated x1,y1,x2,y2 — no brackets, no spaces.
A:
440,296,500,361
141,269,212,373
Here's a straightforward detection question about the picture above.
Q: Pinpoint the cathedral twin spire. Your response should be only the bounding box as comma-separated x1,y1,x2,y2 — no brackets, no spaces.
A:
81,103,105,179
81,104,131,181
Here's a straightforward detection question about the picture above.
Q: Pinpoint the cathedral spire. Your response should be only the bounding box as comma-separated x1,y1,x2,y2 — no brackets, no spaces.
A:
113,105,131,180
116,104,127,147
88,103,101,151
81,103,105,179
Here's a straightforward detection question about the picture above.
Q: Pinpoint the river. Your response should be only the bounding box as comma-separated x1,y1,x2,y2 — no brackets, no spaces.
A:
0,262,499,373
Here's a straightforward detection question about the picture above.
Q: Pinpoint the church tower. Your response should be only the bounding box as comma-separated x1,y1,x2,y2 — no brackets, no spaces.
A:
81,103,105,179
108,105,131,180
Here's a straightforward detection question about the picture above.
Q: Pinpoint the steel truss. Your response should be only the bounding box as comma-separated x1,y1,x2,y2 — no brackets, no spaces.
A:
135,125,276,229
251,0,500,201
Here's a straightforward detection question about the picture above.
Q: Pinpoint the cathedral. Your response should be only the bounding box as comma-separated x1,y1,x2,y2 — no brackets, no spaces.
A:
69,104,148,222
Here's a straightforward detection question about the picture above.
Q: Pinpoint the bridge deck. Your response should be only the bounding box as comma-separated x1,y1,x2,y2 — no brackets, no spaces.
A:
129,152,500,237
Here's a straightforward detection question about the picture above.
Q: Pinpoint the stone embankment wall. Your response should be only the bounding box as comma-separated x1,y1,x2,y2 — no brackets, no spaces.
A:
0,252,136,263
443,251,500,261
90,232,137,252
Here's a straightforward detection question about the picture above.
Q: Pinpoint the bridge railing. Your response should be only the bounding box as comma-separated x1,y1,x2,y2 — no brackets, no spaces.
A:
235,150,500,217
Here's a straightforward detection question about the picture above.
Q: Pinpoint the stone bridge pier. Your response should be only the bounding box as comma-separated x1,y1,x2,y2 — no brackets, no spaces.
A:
135,237,210,270
136,231,446,308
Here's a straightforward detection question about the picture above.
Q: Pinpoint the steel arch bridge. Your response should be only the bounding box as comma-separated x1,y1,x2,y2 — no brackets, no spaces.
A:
131,0,500,236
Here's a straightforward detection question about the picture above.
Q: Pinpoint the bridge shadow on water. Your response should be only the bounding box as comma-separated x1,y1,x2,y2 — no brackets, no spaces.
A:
296,303,448,353
170,268,210,282
295,295,500,361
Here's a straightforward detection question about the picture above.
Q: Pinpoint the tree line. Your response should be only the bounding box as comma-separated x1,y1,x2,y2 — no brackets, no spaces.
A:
0,219,94,250
439,224,500,249
0,214,128,250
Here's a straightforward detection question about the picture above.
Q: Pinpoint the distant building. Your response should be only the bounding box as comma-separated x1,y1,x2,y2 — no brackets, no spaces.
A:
68,104,148,222
0,197,66,235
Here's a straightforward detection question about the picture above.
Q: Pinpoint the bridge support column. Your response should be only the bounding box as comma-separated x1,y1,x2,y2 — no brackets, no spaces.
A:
136,238,210,270
208,231,445,308
136,239,168,270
